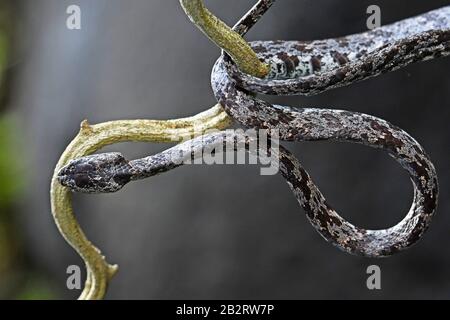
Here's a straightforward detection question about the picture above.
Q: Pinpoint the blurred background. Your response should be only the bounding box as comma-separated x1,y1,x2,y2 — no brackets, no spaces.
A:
0,0,449,299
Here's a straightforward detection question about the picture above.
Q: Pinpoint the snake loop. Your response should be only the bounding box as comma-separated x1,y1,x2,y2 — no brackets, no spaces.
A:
186,1,446,255
60,2,446,256
53,0,448,298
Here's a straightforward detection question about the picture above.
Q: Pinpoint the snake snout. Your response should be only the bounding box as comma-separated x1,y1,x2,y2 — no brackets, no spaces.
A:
57,152,133,194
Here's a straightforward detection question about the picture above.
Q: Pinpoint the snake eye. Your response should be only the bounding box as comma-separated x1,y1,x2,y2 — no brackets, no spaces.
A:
113,172,131,186
74,173,91,189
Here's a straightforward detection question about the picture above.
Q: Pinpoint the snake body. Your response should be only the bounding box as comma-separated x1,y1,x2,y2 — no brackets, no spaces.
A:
58,2,449,257
209,3,447,256
227,5,450,96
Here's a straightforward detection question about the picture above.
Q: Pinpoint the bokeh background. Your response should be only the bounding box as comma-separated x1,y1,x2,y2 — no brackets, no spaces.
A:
0,0,449,299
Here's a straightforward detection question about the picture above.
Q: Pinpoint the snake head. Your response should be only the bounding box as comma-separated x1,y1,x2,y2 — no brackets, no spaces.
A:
57,152,133,194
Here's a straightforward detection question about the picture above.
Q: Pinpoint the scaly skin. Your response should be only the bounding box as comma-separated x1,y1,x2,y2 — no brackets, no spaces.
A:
209,4,447,255
52,0,448,298
60,2,445,257
59,109,439,257
226,6,450,95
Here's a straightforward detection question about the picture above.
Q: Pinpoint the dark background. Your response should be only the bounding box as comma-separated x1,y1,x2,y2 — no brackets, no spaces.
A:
5,0,450,299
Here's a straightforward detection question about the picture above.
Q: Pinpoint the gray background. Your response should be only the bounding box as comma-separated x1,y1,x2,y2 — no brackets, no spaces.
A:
12,0,450,299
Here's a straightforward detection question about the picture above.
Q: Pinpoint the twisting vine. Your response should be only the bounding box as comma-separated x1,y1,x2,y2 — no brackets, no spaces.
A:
50,108,232,300
49,1,269,300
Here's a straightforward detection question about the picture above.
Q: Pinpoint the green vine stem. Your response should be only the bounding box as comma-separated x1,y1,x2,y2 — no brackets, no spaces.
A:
50,106,231,299
179,0,270,78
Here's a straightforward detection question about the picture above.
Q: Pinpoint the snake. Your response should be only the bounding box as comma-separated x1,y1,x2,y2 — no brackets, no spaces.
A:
57,1,449,257
224,3,450,96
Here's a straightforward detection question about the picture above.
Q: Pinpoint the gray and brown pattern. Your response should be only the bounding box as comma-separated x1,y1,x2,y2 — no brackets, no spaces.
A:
209,2,444,256
57,112,439,258
226,6,450,96
58,2,444,257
